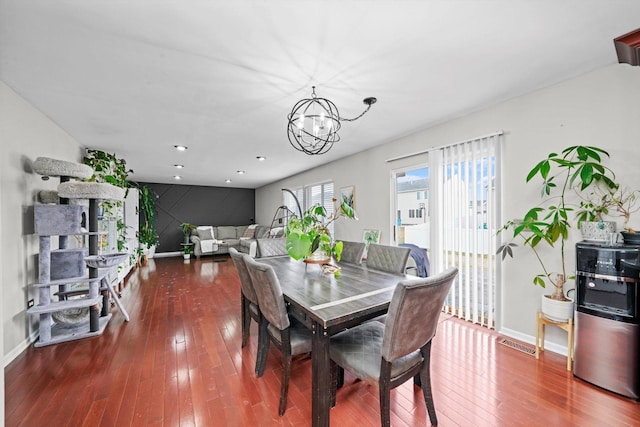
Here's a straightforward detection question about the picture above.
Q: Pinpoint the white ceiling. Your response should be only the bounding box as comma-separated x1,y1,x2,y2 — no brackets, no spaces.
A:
2,1,639,188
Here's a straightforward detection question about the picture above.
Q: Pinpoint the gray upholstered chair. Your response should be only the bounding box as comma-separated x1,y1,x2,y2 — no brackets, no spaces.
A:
338,240,365,265
365,243,411,275
255,237,288,258
229,248,262,358
244,255,313,416
329,267,459,427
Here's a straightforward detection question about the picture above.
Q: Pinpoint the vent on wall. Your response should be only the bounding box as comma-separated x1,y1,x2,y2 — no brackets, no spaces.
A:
614,28,640,66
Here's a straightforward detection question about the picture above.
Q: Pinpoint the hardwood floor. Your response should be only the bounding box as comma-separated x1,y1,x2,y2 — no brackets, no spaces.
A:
5,256,639,426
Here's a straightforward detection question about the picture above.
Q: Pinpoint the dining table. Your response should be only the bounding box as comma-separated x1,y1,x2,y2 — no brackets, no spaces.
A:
257,256,407,427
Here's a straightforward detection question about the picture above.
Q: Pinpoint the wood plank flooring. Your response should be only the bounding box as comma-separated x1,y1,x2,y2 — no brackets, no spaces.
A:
5,255,640,426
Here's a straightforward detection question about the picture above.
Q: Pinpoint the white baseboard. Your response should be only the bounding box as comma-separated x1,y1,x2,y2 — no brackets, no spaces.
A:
153,251,181,258
4,329,38,368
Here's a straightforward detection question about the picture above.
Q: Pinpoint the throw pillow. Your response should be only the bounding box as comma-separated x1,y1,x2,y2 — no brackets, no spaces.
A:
197,226,214,241
242,224,257,239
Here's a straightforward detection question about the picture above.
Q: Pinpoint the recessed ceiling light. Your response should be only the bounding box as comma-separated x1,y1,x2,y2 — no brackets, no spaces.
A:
173,175,182,180
256,156,266,161
174,164,184,169
237,170,245,175
224,178,231,183
174,145,188,151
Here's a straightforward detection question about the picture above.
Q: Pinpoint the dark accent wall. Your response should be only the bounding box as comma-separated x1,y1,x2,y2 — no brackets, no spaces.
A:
137,182,255,253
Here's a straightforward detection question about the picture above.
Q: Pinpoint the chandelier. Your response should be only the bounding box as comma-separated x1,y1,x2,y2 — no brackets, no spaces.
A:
287,86,377,155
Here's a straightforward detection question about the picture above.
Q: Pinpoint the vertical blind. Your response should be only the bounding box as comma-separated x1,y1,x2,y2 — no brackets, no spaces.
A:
433,133,502,328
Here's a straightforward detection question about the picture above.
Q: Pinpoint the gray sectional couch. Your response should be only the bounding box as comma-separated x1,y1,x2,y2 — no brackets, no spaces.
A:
190,224,284,258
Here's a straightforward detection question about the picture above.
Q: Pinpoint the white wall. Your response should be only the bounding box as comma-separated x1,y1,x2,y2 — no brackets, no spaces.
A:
257,64,640,347
0,81,85,370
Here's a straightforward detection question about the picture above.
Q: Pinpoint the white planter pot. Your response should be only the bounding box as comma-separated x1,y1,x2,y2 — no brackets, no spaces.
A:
580,220,616,242
183,253,190,260
541,294,574,321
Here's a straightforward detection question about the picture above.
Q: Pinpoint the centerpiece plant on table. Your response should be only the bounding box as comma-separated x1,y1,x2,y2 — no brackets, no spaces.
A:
497,146,617,315
285,198,357,263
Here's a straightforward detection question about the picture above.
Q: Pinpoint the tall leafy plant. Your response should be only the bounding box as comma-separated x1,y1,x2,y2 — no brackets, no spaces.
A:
83,149,133,252
138,185,159,249
497,146,617,301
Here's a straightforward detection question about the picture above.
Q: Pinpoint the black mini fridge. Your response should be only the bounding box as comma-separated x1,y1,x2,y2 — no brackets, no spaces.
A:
574,242,640,400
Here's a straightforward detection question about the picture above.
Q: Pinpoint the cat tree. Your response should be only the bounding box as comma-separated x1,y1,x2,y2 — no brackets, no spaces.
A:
29,157,129,346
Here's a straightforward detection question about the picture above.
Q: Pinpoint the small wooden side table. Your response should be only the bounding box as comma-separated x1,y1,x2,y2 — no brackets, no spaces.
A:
535,311,574,371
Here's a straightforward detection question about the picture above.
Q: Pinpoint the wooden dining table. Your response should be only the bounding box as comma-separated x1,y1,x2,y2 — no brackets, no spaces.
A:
257,256,407,427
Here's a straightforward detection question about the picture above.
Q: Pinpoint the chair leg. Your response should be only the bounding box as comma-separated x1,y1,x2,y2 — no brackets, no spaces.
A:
241,295,250,348
420,343,438,426
379,360,392,427
255,316,269,377
279,353,292,416
413,373,421,387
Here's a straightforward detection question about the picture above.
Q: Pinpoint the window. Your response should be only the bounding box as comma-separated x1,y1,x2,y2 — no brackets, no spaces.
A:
305,181,335,232
283,182,336,232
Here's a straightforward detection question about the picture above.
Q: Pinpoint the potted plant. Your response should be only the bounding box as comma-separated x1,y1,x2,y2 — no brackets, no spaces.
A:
138,185,159,261
180,222,197,244
610,187,640,240
285,198,357,263
577,184,640,242
576,183,620,242
183,244,192,260
83,149,133,253
497,145,617,320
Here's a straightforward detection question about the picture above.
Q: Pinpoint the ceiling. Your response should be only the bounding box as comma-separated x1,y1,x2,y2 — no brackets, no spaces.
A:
2,1,639,188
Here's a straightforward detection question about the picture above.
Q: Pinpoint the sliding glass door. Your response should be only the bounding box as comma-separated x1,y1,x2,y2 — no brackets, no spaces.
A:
392,166,430,249
392,133,501,328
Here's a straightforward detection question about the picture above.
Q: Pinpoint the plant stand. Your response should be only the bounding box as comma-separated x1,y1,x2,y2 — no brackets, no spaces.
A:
535,311,574,371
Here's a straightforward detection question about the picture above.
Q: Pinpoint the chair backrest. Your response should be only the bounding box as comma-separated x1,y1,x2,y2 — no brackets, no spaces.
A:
229,248,258,305
365,243,411,274
381,267,458,362
244,255,290,331
256,237,288,258
339,240,365,265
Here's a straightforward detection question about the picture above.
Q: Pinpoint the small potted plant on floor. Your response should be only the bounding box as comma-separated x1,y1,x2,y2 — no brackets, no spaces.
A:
183,245,192,260
497,145,617,320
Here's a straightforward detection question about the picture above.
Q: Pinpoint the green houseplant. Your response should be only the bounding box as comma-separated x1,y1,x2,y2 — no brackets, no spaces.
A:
285,199,357,262
183,244,192,260
497,146,617,308
577,185,639,234
83,149,133,253
180,222,197,244
138,185,159,258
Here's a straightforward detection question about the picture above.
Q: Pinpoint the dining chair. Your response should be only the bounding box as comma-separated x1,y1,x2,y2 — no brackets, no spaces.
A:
229,248,261,352
244,255,313,416
365,243,411,275
256,237,288,258
329,267,459,427
338,240,365,265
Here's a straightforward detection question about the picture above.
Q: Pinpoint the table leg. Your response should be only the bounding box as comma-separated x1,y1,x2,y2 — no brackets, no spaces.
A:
311,321,331,427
